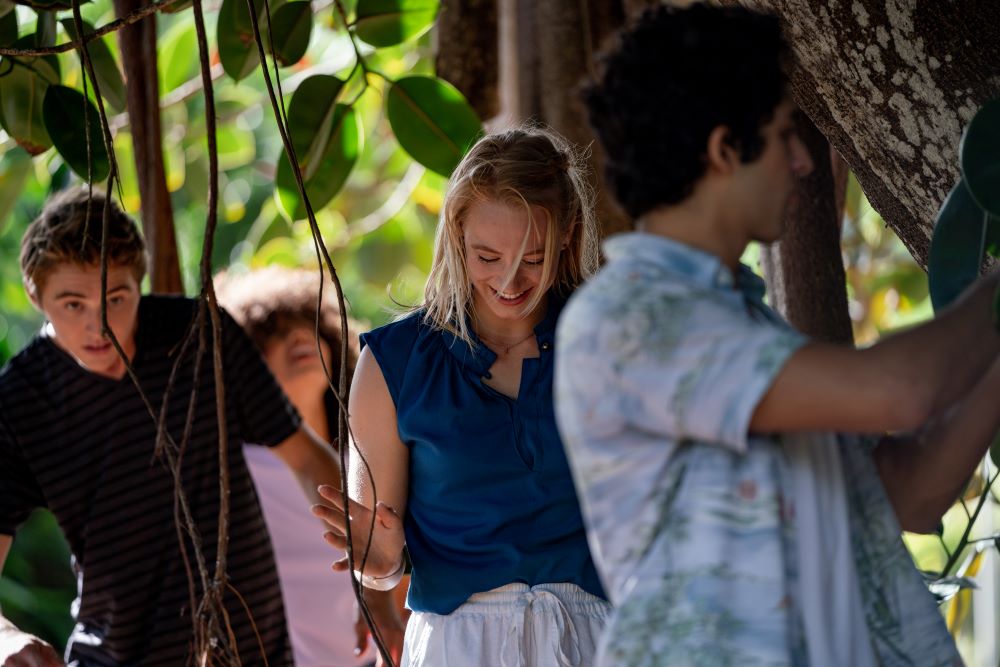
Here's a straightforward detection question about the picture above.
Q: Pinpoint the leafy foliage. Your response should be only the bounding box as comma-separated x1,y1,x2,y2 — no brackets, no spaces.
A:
927,99,1000,312
0,0,474,656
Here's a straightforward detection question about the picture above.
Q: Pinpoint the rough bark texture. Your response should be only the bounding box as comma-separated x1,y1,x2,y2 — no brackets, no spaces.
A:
736,0,1000,269
760,115,854,344
434,0,499,120
114,0,183,294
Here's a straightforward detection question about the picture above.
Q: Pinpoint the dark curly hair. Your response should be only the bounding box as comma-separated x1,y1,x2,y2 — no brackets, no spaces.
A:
214,266,361,386
584,3,790,218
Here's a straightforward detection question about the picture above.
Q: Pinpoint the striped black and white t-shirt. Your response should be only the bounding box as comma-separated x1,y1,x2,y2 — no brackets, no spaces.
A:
0,295,300,666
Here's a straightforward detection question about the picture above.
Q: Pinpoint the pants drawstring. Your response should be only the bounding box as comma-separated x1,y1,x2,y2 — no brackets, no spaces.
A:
499,587,583,667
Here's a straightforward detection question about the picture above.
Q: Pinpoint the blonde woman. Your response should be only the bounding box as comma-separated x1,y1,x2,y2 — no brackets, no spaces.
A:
313,127,611,666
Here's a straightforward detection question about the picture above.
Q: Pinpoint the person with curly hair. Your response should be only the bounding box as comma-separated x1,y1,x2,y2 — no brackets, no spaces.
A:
216,266,405,667
556,4,1000,665
312,126,612,666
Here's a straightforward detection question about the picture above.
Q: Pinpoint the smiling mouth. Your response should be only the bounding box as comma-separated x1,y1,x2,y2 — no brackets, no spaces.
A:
491,286,531,304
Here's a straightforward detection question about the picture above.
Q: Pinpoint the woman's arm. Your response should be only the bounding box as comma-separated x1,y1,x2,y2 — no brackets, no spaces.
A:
312,346,409,578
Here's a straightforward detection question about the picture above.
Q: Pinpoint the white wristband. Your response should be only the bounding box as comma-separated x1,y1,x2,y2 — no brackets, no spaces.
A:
356,558,405,591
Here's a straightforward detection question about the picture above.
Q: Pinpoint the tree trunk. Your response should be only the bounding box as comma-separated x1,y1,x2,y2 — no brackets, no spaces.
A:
735,0,1000,269
114,0,183,294
760,115,854,345
495,0,630,237
434,0,499,120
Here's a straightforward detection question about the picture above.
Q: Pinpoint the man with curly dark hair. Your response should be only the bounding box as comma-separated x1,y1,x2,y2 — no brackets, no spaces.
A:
555,3,1000,665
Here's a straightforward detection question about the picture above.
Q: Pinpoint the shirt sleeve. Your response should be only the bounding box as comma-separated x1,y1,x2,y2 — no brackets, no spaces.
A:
561,294,806,453
0,410,44,535
221,309,302,448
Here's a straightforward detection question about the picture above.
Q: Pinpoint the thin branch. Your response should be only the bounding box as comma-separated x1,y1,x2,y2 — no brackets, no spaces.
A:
244,1,392,662
0,0,179,57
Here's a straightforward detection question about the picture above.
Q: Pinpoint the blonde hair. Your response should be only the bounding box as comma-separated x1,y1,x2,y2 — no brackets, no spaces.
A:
422,126,599,344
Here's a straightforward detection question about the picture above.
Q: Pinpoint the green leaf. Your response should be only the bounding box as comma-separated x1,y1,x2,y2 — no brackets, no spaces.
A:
156,20,198,94
8,34,60,79
267,1,311,66
217,0,265,82
43,85,110,182
0,6,17,46
386,75,481,177
283,74,344,179
161,0,192,12
0,55,56,154
276,103,361,220
354,0,438,48
927,180,986,312
34,10,55,45
60,20,127,113
961,98,1000,217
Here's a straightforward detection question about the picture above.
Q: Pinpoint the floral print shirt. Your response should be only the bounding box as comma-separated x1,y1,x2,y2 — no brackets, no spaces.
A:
554,232,960,666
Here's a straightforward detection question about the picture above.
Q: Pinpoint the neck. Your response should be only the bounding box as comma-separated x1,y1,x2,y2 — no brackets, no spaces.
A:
285,387,330,441
637,190,749,272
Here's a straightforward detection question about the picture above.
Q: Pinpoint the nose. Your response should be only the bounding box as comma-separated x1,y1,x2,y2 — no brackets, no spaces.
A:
790,135,814,178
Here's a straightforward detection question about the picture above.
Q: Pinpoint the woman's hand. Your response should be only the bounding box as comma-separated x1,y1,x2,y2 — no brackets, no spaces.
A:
0,630,64,667
313,485,406,577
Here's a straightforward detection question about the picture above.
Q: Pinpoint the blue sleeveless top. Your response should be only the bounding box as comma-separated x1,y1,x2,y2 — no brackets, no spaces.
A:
360,295,606,614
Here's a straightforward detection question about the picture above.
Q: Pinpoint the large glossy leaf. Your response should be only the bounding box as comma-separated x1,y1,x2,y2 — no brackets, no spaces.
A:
961,98,1000,217
157,21,198,94
354,0,438,47
267,1,311,66
0,55,57,154
276,103,361,220
283,74,344,179
0,7,17,46
217,0,265,81
43,85,110,182
386,75,481,177
60,20,126,113
927,180,986,312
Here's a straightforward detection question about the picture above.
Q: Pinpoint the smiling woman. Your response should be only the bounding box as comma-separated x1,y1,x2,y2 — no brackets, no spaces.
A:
310,126,611,667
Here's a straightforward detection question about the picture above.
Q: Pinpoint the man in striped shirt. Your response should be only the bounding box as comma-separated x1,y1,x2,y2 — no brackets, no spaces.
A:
0,188,345,666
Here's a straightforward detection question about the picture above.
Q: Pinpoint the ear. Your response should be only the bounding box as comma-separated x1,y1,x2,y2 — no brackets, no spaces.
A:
705,126,740,176
25,280,42,311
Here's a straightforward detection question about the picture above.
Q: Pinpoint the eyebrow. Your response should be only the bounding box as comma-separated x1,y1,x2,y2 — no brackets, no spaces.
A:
470,243,545,255
54,284,132,300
